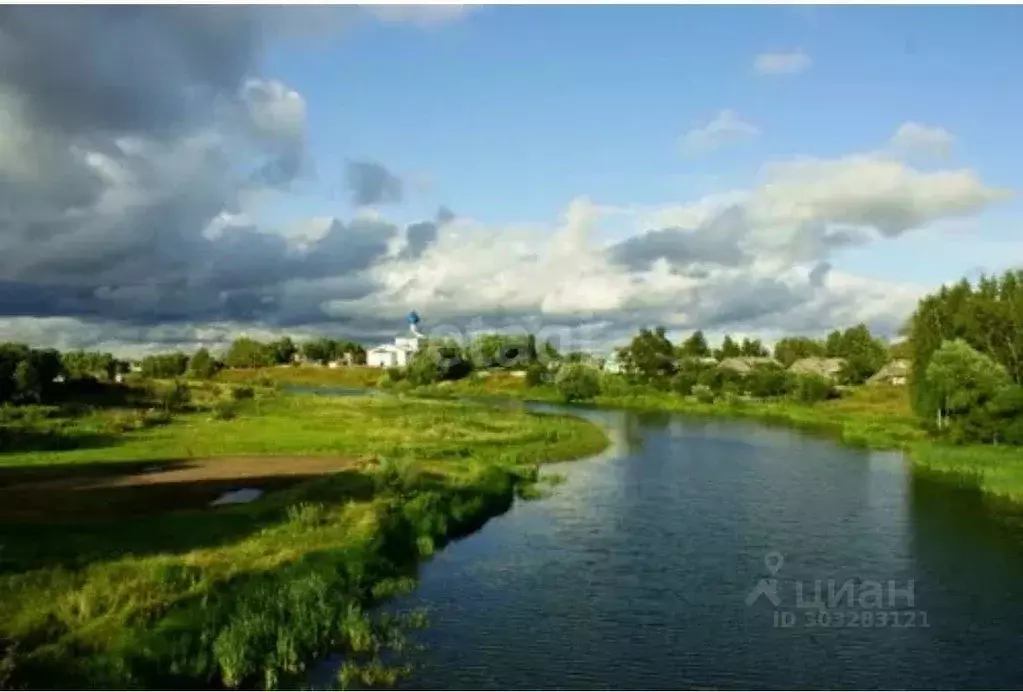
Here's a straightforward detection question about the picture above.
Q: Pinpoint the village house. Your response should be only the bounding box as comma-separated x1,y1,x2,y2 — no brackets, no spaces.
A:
718,356,781,375
868,359,910,386
788,357,847,382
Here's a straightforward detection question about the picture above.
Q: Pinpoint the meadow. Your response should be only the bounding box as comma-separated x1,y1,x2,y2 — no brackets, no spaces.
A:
0,383,608,689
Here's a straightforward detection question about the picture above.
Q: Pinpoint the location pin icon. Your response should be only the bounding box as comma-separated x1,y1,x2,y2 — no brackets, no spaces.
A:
764,551,784,576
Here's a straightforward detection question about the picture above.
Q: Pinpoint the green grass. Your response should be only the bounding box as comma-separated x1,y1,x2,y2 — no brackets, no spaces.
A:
216,365,384,390
0,389,609,689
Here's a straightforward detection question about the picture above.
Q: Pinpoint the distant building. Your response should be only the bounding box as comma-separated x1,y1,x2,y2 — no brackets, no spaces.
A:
868,359,910,386
366,315,424,368
718,356,781,375
788,357,847,382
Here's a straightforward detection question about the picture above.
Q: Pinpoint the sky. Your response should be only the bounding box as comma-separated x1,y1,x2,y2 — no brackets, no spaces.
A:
1,5,1021,357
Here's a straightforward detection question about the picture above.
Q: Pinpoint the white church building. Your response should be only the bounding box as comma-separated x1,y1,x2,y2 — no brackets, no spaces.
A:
366,312,424,368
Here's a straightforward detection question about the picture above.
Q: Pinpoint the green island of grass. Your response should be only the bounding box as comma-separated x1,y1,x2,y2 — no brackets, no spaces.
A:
0,384,609,689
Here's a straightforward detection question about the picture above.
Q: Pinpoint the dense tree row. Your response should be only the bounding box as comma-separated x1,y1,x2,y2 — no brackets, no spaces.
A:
613,323,890,386
907,270,1023,443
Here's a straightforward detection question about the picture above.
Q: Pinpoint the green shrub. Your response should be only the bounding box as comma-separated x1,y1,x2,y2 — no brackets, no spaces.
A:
789,374,837,403
555,364,600,403
670,370,699,396
524,362,547,387
745,365,793,398
230,386,255,401
160,380,191,412
693,384,715,404
211,401,238,421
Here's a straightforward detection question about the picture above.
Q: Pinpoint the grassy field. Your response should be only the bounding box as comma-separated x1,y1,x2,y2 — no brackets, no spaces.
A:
219,367,1023,505
216,365,384,390
0,385,608,689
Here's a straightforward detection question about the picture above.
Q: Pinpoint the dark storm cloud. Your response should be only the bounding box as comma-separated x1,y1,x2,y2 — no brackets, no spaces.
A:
344,160,403,206
0,6,262,137
606,205,750,271
400,221,439,260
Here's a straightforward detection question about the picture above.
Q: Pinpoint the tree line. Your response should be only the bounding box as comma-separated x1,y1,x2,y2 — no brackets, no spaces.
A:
907,269,1023,444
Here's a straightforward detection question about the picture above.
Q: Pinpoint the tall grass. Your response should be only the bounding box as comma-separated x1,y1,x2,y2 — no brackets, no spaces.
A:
0,393,609,689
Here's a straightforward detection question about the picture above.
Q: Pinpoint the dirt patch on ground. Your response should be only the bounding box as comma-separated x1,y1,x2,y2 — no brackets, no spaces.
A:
0,456,361,521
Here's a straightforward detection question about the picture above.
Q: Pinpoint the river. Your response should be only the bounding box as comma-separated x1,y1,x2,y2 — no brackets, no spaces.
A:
301,390,1023,688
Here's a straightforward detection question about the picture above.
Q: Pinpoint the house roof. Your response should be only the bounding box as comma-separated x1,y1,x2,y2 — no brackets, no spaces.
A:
868,359,910,382
788,357,847,377
718,356,781,373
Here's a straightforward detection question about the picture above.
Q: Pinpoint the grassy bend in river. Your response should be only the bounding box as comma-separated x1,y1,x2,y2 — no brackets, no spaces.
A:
0,383,608,689
222,365,1023,506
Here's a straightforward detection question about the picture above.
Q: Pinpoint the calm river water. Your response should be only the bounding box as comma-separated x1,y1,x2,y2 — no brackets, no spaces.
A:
297,389,1023,688
393,404,1023,689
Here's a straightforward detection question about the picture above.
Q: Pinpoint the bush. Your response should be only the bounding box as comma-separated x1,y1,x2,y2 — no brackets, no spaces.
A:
230,385,255,401
670,370,699,396
210,401,238,421
693,384,715,404
745,365,793,399
789,374,836,403
161,380,191,412
555,364,601,403
524,362,547,387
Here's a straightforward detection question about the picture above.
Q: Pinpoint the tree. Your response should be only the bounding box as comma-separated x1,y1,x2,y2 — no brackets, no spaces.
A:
188,348,218,380
679,331,711,358
713,335,741,361
224,338,274,369
140,353,189,379
13,360,42,404
834,324,888,384
268,337,297,365
739,337,769,358
922,339,1010,432
556,364,601,403
618,327,676,381
773,337,825,368
908,270,1023,422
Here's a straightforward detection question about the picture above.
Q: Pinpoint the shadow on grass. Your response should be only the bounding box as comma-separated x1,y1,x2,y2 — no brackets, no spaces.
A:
0,427,122,455
0,461,380,576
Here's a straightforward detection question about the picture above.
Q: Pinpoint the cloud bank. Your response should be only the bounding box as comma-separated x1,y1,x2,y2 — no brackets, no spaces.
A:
0,7,1010,357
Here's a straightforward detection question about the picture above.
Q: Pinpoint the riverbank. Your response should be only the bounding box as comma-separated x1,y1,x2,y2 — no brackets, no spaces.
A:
217,367,1023,506
0,389,609,689
432,374,1023,506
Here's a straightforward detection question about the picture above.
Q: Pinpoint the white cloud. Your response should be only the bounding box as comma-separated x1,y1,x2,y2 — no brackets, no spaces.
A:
754,51,812,75
678,110,760,157
888,121,955,159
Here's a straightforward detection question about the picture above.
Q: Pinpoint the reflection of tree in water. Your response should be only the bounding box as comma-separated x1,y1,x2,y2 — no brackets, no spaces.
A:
616,411,671,452
905,470,1023,686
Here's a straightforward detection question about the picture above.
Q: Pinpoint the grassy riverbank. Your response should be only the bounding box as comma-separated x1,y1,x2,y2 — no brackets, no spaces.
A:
219,367,1023,505
0,387,608,689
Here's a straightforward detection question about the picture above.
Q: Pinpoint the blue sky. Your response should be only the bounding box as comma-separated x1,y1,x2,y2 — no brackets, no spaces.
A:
1,6,1020,354
264,5,1023,275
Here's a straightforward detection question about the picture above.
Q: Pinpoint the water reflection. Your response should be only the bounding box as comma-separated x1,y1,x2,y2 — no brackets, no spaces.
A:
392,406,1023,690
